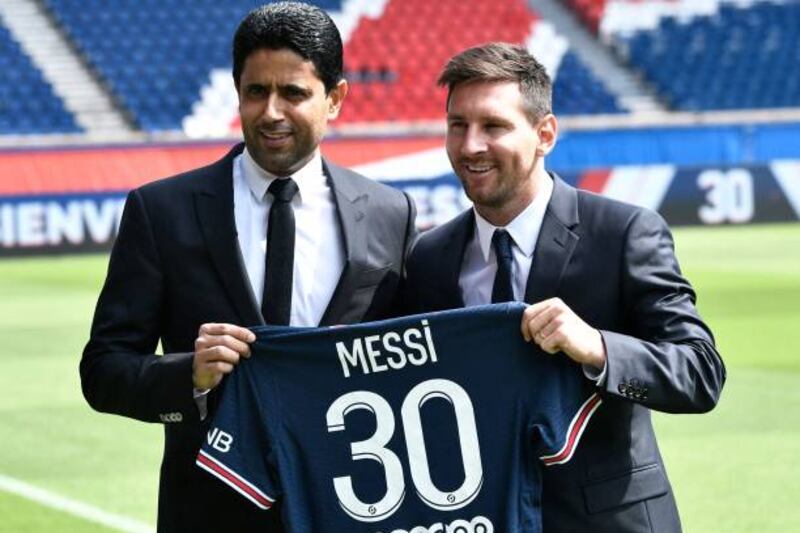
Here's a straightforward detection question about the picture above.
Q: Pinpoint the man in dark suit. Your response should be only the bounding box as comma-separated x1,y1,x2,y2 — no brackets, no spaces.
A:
81,3,415,532
404,43,725,532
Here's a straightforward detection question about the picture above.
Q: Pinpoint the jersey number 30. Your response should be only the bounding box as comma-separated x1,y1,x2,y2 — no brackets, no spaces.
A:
326,378,483,522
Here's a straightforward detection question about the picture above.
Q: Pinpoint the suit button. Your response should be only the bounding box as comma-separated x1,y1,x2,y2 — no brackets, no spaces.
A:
618,383,628,395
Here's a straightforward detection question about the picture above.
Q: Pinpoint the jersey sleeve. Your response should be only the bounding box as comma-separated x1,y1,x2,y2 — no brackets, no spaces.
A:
526,357,603,467
195,359,280,509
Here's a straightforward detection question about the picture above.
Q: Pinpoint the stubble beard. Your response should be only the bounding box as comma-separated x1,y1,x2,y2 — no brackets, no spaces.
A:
245,128,309,177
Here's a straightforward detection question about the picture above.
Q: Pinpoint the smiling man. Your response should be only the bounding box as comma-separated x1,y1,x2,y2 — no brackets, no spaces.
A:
80,3,416,532
404,43,725,532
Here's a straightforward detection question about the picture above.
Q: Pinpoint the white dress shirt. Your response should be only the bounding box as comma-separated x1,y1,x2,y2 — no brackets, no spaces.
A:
233,148,345,327
197,149,347,417
459,177,553,306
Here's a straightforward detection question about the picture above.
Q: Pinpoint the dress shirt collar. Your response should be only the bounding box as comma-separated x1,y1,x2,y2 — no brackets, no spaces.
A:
473,175,554,261
241,147,325,203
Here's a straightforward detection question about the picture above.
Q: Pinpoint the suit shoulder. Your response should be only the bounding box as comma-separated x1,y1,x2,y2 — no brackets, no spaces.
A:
328,162,408,203
326,162,414,230
135,144,240,201
135,160,220,198
575,187,667,232
410,210,471,257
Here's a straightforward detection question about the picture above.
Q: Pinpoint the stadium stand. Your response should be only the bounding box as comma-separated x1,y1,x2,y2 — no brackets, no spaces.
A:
39,0,620,134
339,0,621,123
551,51,621,115
41,0,269,132
562,0,608,33
565,0,800,112
619,1,800,111
0,23,79,134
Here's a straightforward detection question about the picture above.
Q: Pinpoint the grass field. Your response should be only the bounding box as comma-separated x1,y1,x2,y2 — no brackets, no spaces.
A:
0,223,798,532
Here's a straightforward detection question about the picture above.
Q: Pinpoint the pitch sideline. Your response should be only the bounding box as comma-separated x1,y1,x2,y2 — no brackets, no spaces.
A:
0,473,153,533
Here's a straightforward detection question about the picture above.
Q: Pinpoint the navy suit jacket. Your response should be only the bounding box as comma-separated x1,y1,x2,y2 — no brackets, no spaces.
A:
81,143,417,532
404,174,725,532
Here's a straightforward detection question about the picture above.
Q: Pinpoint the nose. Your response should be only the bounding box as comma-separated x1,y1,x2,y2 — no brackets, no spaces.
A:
262,94,285,122
459,126,486,157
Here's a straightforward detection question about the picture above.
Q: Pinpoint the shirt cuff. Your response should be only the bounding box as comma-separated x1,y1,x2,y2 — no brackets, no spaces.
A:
193,388,210,420
582,361,607,386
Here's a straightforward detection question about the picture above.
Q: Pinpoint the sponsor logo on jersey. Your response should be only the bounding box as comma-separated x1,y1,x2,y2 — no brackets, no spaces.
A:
207,427,233,452
382,514,493,533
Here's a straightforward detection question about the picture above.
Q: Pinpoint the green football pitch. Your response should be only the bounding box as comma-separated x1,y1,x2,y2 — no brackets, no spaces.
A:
1,223,798,532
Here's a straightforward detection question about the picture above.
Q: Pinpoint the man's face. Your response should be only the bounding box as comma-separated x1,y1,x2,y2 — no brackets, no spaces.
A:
237,48,346,176
445,81,554,224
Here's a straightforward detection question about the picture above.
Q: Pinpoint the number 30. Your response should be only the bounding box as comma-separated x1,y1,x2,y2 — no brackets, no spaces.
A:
326,379,484,522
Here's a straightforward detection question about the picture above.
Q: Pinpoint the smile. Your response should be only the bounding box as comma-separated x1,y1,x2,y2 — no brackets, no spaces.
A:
260,130,292,140
465,164,495,174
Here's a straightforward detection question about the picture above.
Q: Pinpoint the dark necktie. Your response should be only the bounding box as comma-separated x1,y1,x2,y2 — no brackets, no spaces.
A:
491,229,515,303
262,178,299,325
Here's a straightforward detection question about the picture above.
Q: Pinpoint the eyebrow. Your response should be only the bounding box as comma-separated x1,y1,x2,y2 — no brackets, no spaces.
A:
243,81,311,92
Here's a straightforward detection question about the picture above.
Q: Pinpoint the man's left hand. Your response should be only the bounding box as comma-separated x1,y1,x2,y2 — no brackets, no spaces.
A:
521,298,606,369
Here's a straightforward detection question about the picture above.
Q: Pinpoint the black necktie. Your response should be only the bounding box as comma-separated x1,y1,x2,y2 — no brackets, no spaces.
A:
262,178,299,325
491,229,515,303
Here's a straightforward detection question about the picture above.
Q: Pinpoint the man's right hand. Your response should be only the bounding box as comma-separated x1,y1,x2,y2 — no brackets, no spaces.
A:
193,323,256,390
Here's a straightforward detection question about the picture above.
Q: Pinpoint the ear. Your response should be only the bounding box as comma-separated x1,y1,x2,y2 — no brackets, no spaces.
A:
535,113,558,157
326,79,349,120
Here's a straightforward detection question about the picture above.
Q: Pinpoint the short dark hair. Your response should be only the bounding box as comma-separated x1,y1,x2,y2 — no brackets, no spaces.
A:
438,42,552,123
232,2,344,93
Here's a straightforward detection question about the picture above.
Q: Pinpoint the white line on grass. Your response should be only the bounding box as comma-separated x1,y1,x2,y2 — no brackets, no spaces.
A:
0,473,154,533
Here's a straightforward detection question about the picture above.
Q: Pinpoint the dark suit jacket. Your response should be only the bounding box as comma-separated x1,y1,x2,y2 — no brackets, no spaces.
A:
81,143,417,532
404,174,725,533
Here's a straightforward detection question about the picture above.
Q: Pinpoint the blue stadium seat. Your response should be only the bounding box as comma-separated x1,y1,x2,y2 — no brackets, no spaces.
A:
619,1,800,111
553,52,622,115
0,24,80,134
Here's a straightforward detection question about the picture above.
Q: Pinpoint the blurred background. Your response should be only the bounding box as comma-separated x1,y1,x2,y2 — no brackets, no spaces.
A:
1,0,798,531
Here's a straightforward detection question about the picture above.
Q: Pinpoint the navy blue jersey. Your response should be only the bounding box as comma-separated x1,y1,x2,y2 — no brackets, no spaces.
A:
197,303,601,533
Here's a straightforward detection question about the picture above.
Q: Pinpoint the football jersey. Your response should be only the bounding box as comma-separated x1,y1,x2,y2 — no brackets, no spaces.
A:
196,303,601,533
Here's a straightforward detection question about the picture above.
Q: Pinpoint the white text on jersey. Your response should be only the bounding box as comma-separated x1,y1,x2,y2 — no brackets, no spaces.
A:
383,514,494,533
337,320,439,378
207,427,233,453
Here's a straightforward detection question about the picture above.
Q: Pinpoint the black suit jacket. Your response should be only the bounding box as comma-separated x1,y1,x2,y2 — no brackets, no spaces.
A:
81,143,417,532
404,175,725,533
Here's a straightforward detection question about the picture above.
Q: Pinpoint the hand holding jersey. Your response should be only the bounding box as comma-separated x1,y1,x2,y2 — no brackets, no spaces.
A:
521,298,606,370
192,323,256,390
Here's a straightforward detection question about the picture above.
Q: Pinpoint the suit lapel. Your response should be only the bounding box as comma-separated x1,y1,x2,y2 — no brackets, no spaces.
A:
194,145,264,326
436,210,473,309
524,175,580,304
319,161,368,326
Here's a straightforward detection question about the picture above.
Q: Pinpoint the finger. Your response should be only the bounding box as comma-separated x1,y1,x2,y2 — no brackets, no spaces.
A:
539,336,561,354
196,345,242,366
538,327,566,353
526,305,560,342
199,323,256,343
522,303,550,341
521,308,532,341
538,314,564,341
198,333,252,357
203,361,235,375
523,301,552,322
